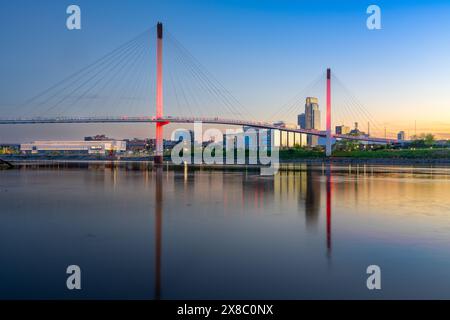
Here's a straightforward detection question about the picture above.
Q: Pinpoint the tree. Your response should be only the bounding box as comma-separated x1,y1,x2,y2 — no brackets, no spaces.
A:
423,133,435,146
410,134,425,148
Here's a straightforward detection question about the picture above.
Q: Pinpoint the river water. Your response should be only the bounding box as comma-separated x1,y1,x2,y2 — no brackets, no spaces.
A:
1,163,450,299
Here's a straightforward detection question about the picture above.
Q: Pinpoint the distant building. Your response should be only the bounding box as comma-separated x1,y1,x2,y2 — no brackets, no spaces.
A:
397,131,406,141
21,140,126,155
146,138,179,151
125,138,151,152
273,121,286,128
335,125,351,135
349,122,368,137
271,129,305,148
225,127,306,150
84,134,112,141
164,140,179,150
304,97,321,146
298,113,306,129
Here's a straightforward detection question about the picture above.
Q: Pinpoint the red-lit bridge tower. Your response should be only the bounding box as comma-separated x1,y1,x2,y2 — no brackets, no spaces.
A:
155,22,169,164
326,68,332,157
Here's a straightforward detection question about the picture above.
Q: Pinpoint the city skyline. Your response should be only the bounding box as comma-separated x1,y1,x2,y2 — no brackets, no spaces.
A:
0,0,450,142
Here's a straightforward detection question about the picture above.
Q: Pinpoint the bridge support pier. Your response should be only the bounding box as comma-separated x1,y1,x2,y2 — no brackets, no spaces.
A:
155,123,164,164
326,68,332,157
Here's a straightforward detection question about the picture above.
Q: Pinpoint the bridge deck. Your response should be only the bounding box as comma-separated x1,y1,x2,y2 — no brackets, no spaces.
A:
0,116,397,143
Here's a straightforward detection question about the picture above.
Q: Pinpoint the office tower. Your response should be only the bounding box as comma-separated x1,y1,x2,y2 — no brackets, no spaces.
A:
298,113,306,129
335,125,350,135
304,97,321,146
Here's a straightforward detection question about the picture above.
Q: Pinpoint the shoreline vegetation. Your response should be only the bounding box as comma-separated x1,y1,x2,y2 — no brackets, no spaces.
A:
279,148,450,161
2,132,449,167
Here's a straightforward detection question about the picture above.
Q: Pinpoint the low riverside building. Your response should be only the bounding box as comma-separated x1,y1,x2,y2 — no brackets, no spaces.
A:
240,126,307,149
20,140,126,155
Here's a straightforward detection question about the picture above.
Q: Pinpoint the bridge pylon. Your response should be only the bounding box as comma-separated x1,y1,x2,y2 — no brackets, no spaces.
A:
155,22,169,164
326,68,332,157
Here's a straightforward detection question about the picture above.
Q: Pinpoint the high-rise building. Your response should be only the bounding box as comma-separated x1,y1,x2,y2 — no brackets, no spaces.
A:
304,97,321,146
397,131,405,141
298,113,306,129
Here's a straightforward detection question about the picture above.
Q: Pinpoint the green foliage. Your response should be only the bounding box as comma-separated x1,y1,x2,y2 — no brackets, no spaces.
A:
332,148,450,159
279,148,324,159
0,147,19,155
278,146,450,160
410,133,435,147
423,133,435,146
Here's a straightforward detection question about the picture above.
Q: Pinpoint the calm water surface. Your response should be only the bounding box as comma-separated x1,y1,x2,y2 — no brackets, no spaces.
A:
1,164,450,299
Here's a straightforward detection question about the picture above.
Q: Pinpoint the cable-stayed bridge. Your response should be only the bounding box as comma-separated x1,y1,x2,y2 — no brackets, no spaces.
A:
0,22,398,161
0,116,392,145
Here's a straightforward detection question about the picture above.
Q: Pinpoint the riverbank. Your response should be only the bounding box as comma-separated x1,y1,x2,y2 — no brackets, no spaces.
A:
4,157,450,166
3,158,450,176
0,158,13,169
3,148,450,167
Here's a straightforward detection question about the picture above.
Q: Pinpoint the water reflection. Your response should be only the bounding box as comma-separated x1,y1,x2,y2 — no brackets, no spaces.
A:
1,163,450,299
326,165,332,256
154,167,163,300
305,169,320,228
152,164,335,297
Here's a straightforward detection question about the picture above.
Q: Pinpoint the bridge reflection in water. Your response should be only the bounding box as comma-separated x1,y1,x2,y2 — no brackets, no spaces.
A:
6,162,450,299
3,162,450,299
151,164,333,299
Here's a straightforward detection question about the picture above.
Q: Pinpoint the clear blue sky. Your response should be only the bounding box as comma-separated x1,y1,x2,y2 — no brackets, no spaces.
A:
1,0,449,142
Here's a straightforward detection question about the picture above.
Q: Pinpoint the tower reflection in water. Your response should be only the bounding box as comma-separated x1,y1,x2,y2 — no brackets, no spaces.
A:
273,164,332,256
326,164,332,256
154,166,163,300
152,164,333,299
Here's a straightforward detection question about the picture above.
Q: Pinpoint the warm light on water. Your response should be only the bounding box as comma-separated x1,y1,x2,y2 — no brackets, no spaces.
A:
0,164,449,299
